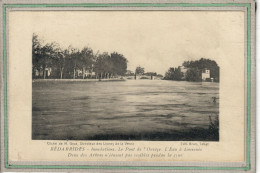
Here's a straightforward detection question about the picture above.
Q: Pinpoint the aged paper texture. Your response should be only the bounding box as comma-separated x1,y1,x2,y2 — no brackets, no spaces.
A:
7,10,246,164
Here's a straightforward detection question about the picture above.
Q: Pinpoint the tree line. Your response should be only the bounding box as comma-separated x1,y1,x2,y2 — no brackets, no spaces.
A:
32,34,128,79
164,58,220,82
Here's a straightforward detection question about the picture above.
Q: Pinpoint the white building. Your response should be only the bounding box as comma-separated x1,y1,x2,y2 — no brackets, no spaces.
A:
77,69,95,77
202,68,210,81
34,67,52,78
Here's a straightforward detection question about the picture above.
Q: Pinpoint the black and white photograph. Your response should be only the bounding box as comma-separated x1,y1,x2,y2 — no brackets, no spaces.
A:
31,12,220,141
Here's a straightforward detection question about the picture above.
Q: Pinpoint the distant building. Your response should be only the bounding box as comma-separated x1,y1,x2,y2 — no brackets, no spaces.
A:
77,69,95,77
34,67,52,78
202,68,210,81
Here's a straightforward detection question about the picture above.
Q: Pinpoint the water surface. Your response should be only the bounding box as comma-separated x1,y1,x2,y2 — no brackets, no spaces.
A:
32,80,219,140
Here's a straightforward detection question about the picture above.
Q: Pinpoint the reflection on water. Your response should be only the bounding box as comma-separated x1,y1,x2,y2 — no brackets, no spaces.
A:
32,80,219,140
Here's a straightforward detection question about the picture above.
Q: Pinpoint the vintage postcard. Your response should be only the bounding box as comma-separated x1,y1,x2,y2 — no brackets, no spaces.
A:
0,0,256,172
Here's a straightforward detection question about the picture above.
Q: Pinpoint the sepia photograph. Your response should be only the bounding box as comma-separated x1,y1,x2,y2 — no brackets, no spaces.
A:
32,11,220,141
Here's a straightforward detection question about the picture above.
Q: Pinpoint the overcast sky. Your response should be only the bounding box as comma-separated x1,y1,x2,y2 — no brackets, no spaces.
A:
28,11,244,75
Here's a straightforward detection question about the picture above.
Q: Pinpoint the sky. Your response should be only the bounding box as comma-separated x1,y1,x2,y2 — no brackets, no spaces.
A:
27,11,244,75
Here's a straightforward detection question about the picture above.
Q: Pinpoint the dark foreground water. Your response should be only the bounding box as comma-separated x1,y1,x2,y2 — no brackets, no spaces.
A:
32,80,219,141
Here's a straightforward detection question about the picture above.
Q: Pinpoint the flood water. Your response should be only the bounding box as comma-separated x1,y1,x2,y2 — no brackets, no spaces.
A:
32,80,219,141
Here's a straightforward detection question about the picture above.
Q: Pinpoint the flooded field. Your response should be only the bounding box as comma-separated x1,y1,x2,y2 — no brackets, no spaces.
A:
32,80,219,141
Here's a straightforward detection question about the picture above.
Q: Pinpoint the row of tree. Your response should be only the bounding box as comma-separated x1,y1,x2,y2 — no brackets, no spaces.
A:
164,67,183,81
32,34,128,79
164,58,220,82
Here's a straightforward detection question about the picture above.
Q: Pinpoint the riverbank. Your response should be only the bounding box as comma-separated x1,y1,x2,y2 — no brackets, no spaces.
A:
33,78,125,82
